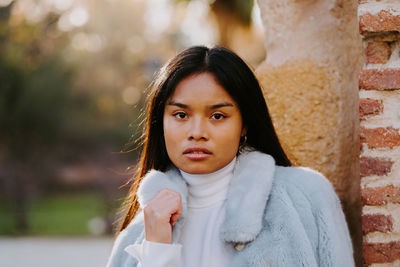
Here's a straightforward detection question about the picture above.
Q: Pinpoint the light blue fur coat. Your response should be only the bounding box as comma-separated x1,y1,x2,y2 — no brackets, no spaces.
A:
106,150,355,267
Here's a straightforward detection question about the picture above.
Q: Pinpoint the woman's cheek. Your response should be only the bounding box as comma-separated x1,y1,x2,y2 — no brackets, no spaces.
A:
163,119,174,146
222,122,242,149
164,119,183,147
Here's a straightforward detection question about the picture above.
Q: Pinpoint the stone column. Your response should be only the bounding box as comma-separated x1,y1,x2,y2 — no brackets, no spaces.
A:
255,0,363,265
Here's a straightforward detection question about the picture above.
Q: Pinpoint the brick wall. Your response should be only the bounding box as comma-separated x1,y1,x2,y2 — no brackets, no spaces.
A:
358,0,400,266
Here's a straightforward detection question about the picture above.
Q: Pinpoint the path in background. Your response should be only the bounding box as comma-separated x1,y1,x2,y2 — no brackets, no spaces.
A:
0,237,114,267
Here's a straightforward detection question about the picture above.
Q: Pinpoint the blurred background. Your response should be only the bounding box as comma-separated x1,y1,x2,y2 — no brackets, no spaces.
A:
0,0,265,266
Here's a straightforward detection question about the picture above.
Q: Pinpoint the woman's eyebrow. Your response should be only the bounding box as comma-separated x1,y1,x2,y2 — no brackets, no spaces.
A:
167,100,188,108
167,100,234,109
208,102,234,109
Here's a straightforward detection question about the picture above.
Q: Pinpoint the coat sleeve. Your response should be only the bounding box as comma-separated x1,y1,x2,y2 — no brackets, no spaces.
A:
105,211,183,267
124,239,182,267
105,211,145,267
310,173,355,267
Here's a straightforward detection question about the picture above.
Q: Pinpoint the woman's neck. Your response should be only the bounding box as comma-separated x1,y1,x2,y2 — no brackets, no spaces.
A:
179,157,237,208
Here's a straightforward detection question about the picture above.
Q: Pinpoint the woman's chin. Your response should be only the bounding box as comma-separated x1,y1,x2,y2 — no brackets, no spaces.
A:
178,161,216,175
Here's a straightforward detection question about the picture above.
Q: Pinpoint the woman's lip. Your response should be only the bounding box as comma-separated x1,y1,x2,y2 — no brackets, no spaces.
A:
183,148,212,154
184,153,212,160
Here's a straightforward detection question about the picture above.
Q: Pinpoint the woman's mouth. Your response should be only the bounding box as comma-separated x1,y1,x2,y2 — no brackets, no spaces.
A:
183,148,212,160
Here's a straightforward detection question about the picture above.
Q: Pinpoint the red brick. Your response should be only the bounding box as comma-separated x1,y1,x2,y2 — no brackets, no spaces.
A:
359,98,383,120
360,157,393,177
363,241,400,264
359,69,400,90
361,185,400,205
362,214,393,234
359,9,400,35
365,41,391,64
360,127,400,149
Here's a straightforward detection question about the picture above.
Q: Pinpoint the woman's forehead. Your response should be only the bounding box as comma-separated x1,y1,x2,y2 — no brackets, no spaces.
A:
166,99,235,110
168,73,236,105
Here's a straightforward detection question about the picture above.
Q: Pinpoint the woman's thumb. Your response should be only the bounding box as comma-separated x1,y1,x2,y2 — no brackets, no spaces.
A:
170,211,181,225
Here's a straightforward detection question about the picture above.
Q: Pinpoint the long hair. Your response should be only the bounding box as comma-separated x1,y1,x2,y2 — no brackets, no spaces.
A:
115,45,291,234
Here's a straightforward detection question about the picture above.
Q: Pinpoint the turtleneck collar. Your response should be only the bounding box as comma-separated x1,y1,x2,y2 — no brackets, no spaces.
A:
179,157,237,208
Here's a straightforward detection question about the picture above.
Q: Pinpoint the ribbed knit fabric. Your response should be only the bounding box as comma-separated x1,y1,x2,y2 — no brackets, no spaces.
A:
124,157,237,267
180,157,236,208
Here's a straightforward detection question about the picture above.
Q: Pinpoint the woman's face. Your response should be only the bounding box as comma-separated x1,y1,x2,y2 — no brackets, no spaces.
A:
163,72,246,174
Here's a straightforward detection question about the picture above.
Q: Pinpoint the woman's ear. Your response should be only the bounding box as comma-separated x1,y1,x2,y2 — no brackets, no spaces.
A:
241,126,247,137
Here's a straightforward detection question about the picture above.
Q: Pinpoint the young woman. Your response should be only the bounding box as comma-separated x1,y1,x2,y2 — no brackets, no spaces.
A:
106,46,355,267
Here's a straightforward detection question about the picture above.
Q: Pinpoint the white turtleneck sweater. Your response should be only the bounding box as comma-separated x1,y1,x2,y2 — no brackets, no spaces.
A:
124,157,237,267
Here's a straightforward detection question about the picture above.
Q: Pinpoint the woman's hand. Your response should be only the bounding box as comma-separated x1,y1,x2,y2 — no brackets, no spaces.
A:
143,188,183,244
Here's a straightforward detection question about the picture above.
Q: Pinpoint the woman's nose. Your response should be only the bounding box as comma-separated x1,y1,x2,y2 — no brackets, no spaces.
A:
188,117,208,141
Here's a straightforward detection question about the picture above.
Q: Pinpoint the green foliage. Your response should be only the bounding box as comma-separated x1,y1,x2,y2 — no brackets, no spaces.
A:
0,15,72,158
234,0,254,25
174,0,254,26
1,57,72,147
0,192,111,235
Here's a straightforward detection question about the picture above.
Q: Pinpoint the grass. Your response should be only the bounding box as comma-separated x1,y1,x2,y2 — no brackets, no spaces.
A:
0,191,111,236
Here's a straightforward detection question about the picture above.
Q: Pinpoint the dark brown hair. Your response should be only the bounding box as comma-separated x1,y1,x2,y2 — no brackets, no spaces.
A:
115,45,291,234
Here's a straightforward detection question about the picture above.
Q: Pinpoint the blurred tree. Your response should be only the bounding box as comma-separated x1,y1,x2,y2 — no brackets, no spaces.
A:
0,3,72,233
176,0,254,47
0,0,152,235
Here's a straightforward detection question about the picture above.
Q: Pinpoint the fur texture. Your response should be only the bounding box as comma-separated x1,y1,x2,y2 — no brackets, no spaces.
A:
106,150,355,267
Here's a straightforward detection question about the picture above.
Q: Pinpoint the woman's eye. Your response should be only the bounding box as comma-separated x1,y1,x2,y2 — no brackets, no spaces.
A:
211,113,225,120
173,112,187,119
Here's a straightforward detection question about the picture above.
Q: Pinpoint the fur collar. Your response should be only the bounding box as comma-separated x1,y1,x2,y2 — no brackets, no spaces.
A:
136,149,276,245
